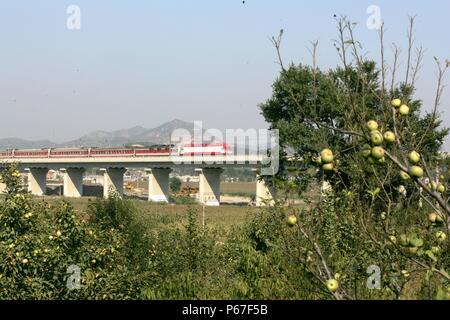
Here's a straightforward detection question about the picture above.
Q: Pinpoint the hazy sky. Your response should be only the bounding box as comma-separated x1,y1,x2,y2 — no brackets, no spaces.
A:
0,1,449,147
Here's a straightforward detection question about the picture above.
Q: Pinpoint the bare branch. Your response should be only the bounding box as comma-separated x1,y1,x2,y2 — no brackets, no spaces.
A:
379,23,387,98
410,46,425,89
416,58,449,149
390,45,401,92
271,29,286,71
405,16,417,86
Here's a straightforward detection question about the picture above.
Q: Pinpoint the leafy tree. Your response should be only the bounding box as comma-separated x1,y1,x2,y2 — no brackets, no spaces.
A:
0,163,145,299
258,17,450,300
260,41,447,199
169,177,182,193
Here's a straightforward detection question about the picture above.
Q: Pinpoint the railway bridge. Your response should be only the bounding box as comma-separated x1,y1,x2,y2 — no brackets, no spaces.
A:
0,154,275,206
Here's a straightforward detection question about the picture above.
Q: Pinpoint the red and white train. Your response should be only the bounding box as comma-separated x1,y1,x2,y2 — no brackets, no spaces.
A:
175,143,232,156
0,143,232,159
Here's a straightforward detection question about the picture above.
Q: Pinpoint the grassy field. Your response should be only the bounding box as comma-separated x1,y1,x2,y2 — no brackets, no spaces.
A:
180,182,256,197
220,182,255,196
20,179,321,236
22,179,322,231
40,196,259,230
183,181,321,199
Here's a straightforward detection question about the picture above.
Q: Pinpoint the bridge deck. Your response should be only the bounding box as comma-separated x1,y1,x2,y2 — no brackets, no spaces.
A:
0,155,265,169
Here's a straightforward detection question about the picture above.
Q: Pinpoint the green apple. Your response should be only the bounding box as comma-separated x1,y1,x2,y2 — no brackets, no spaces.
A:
362,149,372,158
437,184,446,193
383,131,396,144
430,181,438,190
409,237,424,248
400,171,411,181
399,104,410,116
322,163,334,171
380,212,387,220
431,246,441,255
409,166,424,178
371,147,385,160
399,234,409,247
361,144,372,158
389,235,397,244
367,120,379,132
326,279,339,293
436,231,447,242
401,270,410,278
391,98,402,108
408,151,421,164
408,247,419,254
377,157,386,165
321,149,334,164
435,214,445,224
429,213,438,223
287,214,297,227
370,131,384,146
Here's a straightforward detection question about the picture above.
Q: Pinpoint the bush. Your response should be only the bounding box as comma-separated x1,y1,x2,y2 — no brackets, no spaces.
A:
169,177,182,194
0,164,144,299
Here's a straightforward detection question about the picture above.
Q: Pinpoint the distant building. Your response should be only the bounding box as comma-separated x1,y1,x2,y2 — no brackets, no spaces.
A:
46,170,58,181
177,175,199,183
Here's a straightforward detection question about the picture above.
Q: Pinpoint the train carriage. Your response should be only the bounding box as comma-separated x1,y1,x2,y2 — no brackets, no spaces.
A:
50,148,89,158
0,143,232,159
13,149,50,158
89,148,135,157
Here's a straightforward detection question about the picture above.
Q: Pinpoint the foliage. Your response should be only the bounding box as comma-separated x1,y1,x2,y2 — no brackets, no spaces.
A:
0,161,448,299
0,164,143,299
257,18,450,299
169,177,182,193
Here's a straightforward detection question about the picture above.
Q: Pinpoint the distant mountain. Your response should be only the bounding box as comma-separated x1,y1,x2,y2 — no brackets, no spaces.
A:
133,119,199,145
0,138,56,150
62,125,149,147
0,120,198,149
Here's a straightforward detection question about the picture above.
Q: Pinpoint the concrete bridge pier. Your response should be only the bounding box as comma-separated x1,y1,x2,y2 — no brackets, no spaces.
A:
197,168,223,206
147,168,172,203
101,168,127,198
255,175,276,206
26,168,48,196
62,168,84,198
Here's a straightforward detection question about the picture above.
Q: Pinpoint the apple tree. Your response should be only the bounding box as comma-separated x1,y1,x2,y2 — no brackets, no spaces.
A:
0,163,145,299
259,17,450,299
